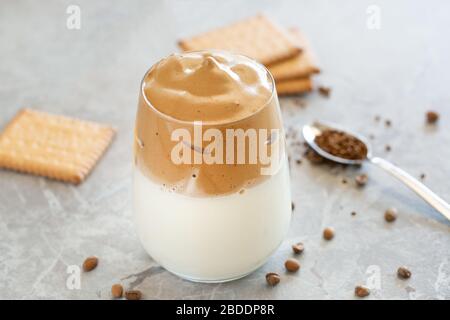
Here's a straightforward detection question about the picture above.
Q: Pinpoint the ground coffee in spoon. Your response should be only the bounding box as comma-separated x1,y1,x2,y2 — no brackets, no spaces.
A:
314,129,368,160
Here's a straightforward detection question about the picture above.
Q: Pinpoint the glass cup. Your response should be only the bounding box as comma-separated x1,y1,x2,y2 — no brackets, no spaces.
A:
133,51,291,282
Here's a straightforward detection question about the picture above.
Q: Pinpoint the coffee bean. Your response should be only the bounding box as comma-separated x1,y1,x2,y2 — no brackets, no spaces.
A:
292,242,304,254
355,285,370,297
265,272,280,286
125,290,142,300
284,259,300,272
426,111,439,124
318,86,331,98
355,174,368,187
111,284,123,299
323,227,335,240
397,266,411,279
82,256,98,272
384,208,398,222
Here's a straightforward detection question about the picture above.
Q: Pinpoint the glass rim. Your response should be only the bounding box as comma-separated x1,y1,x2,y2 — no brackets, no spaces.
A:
139,49,277,127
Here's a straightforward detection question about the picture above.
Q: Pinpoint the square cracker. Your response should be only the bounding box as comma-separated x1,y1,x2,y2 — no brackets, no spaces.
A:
178,14,301,66
276,77,313,96
0,109,115,184
269,28,320,81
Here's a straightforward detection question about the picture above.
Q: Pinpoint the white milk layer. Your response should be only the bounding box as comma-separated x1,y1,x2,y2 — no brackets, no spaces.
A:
133,162,291,282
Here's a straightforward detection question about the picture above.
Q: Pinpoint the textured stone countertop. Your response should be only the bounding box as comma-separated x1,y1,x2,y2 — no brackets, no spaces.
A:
1,0,449,300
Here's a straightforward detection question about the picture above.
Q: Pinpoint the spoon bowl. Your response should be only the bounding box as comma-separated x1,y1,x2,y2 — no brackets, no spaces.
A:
302,121,372,165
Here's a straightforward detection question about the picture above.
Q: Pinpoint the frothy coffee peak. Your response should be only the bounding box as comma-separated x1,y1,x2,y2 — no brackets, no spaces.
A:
143,51,273,123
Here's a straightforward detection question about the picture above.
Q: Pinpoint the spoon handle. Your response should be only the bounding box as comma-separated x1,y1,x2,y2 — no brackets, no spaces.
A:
369,157,450,221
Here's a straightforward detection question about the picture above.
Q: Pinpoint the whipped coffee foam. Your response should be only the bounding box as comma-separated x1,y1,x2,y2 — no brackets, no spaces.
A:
143,51,273,124
135,51,284,196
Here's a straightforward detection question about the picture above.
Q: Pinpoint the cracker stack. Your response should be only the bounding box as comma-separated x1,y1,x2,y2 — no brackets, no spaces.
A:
178,14,320,95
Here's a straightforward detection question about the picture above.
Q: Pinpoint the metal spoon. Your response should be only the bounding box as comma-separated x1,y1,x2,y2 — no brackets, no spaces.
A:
302,121,450,221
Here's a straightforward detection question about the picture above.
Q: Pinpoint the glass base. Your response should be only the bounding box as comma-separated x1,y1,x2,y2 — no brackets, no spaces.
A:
165,265,261,283
159,244,282,283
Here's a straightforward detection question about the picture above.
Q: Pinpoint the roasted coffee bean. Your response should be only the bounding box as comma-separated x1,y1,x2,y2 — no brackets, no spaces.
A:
125,290,142,300
426,111,439,124
397,266,412,279
284,259,300,272
82,256,98,272
292,242,304,254
111,284,123,298
355,285,370,297
323,227,335,240
265,272,281,286
318,86,331,97
384,208,398,222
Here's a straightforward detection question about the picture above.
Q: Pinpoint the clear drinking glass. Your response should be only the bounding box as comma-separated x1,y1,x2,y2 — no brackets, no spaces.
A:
133,51,291,282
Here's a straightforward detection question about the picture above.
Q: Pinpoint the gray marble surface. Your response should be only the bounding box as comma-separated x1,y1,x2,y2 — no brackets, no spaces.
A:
1,0,449,300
